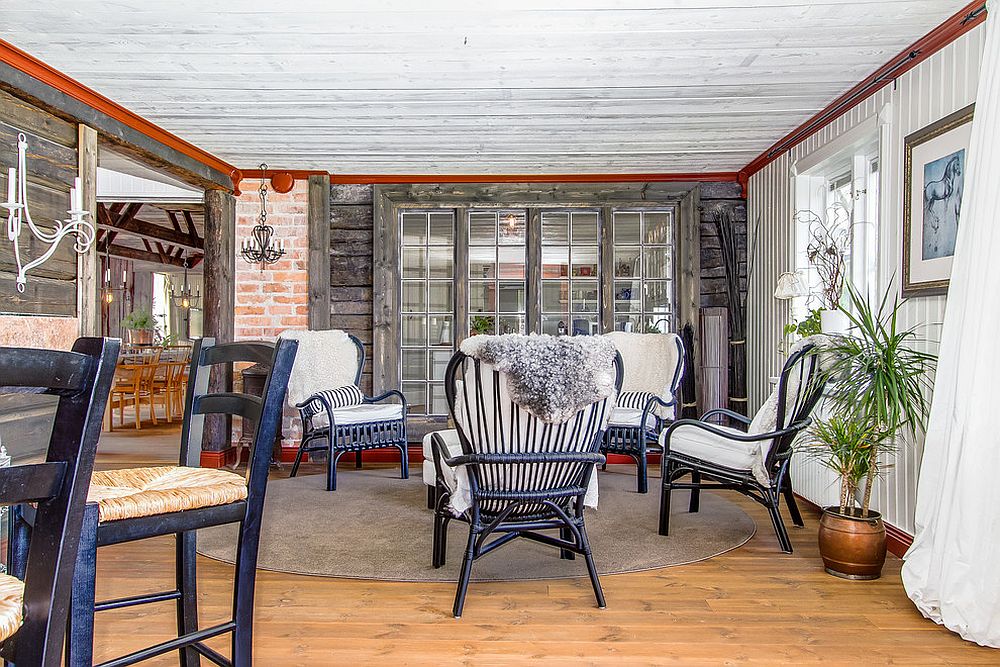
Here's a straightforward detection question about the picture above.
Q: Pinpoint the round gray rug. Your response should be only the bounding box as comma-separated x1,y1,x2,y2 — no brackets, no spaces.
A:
197,466,755,582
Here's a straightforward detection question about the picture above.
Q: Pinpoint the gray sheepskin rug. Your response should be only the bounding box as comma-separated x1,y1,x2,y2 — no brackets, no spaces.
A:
459,334,617,423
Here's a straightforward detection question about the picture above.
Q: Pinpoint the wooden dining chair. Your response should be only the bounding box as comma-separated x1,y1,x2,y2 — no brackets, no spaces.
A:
107,349,160,430
55,336,298,667
0,337,119,667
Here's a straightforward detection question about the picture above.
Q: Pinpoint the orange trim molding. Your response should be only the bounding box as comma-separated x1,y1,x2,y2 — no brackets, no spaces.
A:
328,172,740,185
0,37,237,185
741,0,987,181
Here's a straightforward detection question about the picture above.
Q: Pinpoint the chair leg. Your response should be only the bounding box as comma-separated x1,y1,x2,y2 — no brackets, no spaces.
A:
328,450,343,491
289,442,307,478
688,471,701,513
66,504,99,667
176,530,200,667
231,517,264,667
783,474,805,528
355,450,363,469
579,524,606,609
766,493,794,554
426,485,436,510
133,391,141,430
399,443,409,480
453,530,476,619
432,509,448,568
636,453,648,494
658,475,672,536
559,526,575,560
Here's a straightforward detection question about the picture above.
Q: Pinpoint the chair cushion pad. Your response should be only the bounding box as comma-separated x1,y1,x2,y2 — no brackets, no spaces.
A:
88,466,248,522
312,403,405,428
662,423,760,471
0,574,23,643
608,407,658,429
421,429,462,487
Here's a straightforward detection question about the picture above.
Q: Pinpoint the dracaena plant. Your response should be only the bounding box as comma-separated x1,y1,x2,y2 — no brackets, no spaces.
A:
810,280,937,517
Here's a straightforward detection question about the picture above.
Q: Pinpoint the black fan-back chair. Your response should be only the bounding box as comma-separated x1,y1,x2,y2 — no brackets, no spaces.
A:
14,337,298,667
0,337,119,667
601,333,685,493
658,343,826,553
430,350,623,618
289,333,408,491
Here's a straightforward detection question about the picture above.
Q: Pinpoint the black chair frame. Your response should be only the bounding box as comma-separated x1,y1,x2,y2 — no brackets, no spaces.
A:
601,334,685,493
20,337,298,667
658,343,826,554
0,337,119,667
431,351,623,618
289,333,408,491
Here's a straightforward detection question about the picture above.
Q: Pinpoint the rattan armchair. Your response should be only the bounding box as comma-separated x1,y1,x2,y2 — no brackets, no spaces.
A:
601,331,685,493
658,343,826,553
430,349,623,618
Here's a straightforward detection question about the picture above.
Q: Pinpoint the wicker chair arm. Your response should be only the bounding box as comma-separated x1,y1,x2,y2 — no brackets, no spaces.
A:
663,417,811,451
365,389,408,410
700,408,753,426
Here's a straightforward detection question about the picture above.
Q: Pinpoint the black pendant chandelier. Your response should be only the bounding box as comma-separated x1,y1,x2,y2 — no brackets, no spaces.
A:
170,253,201,310
101,243,128,305
239,163,285,270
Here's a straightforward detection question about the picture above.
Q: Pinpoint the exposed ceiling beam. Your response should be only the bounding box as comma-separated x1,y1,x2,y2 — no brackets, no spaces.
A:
97,203,204,252
98,240,202,268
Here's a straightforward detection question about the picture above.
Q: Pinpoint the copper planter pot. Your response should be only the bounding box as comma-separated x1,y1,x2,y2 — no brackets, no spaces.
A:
818,507,887,580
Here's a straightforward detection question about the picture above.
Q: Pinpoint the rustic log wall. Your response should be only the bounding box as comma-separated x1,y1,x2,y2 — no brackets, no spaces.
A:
698,181,748,310
330,183,374,394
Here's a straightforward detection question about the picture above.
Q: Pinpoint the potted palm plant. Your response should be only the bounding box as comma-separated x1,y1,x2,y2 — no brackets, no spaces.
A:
804,281,936,579
121,308,156,345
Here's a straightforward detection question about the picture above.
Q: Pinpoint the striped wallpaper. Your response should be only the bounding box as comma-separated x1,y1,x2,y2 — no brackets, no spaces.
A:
745,26,986,534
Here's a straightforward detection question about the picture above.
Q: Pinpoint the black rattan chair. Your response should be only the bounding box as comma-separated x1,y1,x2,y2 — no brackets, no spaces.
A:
0,337,119,667
430,349,623,618
658,343,826,553
28,337,298,667
288,332,408,491
601,332,685,493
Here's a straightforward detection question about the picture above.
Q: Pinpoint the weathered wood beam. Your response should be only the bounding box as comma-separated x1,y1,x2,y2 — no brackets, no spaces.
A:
97,241,199,268
167,210,182,233
77,124,99,335
202,189,235,452
97,203,204,251
182,210,199,239
307,174,331,331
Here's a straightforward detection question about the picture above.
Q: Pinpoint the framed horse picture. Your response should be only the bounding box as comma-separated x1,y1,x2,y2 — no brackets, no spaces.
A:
903,103,975,297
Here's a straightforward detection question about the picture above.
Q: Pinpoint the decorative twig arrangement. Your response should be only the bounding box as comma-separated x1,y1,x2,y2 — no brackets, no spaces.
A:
710,205,760,416
793,203,852,310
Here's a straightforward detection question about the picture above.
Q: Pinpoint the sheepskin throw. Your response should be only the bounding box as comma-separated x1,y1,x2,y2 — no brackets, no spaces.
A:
604,331,683,418
279,329,360,407
459,334,617,424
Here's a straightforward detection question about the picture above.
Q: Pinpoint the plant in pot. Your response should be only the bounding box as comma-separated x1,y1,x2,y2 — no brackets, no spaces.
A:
804,281,936,579
794,205,852,333
121,308,156,345
469,315,495,336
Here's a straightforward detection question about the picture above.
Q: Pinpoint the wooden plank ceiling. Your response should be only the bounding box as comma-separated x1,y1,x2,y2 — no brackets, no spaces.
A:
0,1,969,174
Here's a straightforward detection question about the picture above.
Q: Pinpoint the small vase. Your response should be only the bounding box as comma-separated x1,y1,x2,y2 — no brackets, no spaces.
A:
820,308,850,334
818,507,887,580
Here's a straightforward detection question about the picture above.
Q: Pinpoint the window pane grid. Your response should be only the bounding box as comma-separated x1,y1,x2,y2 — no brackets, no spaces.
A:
612,210,674,333
541,211,600,336
400,210,455,415
469,210,526,336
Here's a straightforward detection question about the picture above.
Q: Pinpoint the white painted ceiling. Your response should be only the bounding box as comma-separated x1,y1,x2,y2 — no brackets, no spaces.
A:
0,1,969,174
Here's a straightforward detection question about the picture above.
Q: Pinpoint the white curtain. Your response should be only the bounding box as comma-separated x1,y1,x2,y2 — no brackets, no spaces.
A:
902,5,1000,647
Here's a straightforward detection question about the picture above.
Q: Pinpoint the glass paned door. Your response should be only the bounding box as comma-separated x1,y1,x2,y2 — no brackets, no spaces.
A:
400,210,455,415
612,209,675,333
541,211,600,335
468,210,527,336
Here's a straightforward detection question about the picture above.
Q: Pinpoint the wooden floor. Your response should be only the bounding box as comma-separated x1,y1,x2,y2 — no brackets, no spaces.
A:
90,418,995,665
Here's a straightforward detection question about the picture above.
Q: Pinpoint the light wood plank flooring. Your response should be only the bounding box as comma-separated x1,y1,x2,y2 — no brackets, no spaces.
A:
90,421,994,665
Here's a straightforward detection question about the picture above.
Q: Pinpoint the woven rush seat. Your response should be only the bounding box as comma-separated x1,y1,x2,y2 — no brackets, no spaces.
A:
0,574,24,643
88,466,247,522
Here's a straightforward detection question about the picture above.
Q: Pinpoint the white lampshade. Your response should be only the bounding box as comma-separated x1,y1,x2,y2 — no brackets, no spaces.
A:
774,271,809,299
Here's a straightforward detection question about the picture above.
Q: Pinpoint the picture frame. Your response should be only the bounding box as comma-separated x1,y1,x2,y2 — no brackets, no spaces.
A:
902,103,975,297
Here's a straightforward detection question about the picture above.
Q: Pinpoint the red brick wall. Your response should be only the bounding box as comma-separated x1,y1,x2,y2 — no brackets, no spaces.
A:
234,179,310,448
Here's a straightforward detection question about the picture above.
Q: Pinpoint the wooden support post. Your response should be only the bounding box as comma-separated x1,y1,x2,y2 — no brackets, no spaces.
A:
307,174,331,330
77,124,99,336
202,189,235,452
599,206,614,333
677,187,702,417
525,208,541,334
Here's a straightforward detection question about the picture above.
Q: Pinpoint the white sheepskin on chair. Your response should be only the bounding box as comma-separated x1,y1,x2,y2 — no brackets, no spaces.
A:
603,331,682,416
279,329,361,407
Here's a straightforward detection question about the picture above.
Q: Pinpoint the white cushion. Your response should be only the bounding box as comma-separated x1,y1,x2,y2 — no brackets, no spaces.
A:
608,407,658,429
603,331,682,418
280,329,360,407
662,422,771,471
421,429,462,487
312,402,404,428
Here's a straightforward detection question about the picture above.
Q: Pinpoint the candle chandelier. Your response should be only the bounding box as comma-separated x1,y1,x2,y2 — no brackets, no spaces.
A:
101,243,128,305
170,254,201,309
2,132,94,292
239,163,285,270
